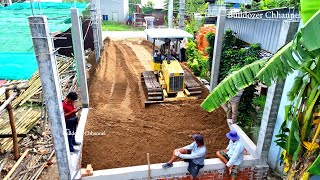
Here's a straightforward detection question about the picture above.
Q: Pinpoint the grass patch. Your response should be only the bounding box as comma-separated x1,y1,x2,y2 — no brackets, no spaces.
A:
102,21,144,31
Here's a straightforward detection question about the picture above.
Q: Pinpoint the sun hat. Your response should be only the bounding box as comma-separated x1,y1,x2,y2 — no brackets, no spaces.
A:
226,130,240,141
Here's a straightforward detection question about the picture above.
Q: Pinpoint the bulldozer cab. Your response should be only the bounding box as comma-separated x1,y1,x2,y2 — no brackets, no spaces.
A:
144,28,193,72
141,29,201,106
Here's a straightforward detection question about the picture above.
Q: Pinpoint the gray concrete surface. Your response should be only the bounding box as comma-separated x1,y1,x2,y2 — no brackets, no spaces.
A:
102,31,147,40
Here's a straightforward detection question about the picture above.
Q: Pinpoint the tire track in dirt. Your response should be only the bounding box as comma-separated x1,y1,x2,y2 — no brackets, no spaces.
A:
89,42,114,108
114,41,143,111
107,43,129,109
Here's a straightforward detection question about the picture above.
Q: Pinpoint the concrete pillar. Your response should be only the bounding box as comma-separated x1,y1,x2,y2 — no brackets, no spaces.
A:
96,0,103,48
256,20,299,165
209,9,226,91
28,15,71,179
71,8,90,108
168,0,173,28
90,0,100,63
179,0,185,29
144,16,155,29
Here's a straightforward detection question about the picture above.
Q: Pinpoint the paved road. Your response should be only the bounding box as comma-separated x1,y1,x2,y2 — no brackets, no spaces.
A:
102,31,147,40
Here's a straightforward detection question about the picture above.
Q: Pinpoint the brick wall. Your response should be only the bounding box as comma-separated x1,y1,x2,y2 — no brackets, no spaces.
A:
155,166,268,180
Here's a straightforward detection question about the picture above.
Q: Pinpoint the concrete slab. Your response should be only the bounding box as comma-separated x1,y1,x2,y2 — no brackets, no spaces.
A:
70,108,89,179
83,156,258,180
102,31,147,40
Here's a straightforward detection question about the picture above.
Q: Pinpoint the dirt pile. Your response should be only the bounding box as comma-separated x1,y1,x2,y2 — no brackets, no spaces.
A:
82,39,228,170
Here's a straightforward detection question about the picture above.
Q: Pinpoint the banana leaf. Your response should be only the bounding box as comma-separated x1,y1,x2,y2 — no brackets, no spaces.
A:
301,10,320,52
300,0,320,24
307,154,320,175
287,117,300,156
201,59,267,112
287,76,303,101
301,91,320,140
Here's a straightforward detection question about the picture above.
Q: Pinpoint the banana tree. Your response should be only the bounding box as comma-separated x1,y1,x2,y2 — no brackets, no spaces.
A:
201,6,320,179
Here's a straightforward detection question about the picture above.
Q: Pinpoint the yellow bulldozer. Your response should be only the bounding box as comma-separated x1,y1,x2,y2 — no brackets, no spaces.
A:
140,28,202,106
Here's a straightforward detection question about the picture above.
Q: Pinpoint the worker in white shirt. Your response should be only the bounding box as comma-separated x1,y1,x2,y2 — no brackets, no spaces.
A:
216,130,244,180
180,37,188,62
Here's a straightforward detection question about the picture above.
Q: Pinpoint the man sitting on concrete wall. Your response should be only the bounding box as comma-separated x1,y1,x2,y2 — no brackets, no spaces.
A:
216,130,244,180
162,134,206,179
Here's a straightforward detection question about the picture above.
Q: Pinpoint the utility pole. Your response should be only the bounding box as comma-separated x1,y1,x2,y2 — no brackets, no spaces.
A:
90,0,100,63
210,9,226,91
179,0,185,29
168,0,173,28
71,8,90,108
28,15,71,179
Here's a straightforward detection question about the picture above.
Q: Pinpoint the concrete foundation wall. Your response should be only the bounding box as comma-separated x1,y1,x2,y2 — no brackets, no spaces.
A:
83,156,267,180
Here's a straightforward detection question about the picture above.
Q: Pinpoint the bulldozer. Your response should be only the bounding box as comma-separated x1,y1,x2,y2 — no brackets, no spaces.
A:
140,28,203,106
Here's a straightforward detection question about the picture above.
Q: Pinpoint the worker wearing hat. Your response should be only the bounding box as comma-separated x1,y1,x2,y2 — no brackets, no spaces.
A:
162,133,206,179
216,130,244,180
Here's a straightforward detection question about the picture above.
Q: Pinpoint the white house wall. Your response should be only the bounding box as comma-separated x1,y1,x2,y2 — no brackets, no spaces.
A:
100,0,128,23
123,0,129,20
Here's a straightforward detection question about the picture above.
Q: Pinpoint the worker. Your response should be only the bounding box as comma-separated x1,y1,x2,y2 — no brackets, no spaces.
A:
180,37,188,62
216,130,244,180
153,49,161,62
162,134,206,179
126,14,133,25
62,92,81,153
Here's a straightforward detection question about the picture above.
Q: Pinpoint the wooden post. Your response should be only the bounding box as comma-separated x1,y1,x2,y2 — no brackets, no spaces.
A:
147,153,151,180
5,90,19,160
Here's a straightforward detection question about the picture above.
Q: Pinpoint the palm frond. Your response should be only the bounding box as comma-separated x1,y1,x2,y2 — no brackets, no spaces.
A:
201,59,267,112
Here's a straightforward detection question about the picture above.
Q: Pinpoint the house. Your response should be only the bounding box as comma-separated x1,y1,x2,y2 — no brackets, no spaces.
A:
205,0,252,17
152,7,165,26
100,0,129,23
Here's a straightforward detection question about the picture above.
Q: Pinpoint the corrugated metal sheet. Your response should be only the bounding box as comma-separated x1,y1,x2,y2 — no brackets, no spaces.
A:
225,18,283,53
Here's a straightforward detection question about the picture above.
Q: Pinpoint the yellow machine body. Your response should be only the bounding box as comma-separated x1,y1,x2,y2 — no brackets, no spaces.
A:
150,60,162,72
161,60,185,93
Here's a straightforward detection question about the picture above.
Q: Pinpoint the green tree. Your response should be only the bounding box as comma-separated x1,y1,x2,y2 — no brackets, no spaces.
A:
142,1,154,14
164,0,207,16
129,0,141,14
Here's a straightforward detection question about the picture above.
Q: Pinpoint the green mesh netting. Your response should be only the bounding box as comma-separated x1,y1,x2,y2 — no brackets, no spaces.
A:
0,2,88,80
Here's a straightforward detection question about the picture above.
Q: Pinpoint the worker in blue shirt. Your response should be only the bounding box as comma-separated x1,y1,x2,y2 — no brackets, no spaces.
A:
162,134,206,179
216,130,244,180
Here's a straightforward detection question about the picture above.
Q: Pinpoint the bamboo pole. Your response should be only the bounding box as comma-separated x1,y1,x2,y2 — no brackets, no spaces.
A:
3,149,29,180
5,90,19,160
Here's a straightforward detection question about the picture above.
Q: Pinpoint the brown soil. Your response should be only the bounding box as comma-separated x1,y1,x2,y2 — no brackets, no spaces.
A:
82,39,229,170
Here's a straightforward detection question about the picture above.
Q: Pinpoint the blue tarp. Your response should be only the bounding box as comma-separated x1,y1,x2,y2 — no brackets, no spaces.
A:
0,2,88,80
0,53,37,80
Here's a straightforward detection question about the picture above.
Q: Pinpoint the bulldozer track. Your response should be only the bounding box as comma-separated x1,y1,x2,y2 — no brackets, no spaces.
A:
141,71,163,102
183,69,202,97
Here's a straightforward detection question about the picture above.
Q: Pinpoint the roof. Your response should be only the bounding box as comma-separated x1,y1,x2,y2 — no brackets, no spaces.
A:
144,28,193,39
0,2,88,80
